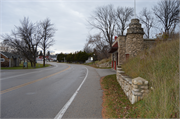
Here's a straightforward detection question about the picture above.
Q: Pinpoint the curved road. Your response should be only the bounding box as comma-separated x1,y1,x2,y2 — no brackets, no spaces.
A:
1,62,115,118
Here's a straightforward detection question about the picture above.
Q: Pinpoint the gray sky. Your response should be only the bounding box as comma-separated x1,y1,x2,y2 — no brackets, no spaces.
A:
0,0,159,54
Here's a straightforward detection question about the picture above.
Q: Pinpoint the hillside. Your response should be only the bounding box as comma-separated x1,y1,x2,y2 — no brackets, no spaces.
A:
122,39,179,118
85,58,111,68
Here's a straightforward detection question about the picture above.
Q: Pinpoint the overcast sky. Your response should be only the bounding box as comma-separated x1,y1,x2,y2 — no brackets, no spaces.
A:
0,0,160,54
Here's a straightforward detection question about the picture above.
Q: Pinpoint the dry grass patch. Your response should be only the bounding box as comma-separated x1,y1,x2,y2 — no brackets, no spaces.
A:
122,39,179,118
84,57,111,69
101,74,140,118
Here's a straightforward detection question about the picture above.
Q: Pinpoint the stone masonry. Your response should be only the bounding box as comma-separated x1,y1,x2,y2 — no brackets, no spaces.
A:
126,19,144,57
118,36,126,65
110,19,156,66
116,65,149,104
109,18,152,104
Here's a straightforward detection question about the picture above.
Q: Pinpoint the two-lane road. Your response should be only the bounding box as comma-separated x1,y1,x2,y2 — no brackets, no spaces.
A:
1,62,115,118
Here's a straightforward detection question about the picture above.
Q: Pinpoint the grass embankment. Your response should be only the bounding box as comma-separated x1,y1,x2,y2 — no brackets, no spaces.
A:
1,62,50,70
101,39,179,118
122,39,179,118
85,58,111,69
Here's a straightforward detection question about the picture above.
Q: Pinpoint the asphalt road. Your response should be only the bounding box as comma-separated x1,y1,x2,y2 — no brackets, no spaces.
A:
1,62,115,118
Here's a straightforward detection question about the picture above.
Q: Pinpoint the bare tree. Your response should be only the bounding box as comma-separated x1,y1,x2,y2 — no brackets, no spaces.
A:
86,33,109,60
88,4,116,48
39,18,56,66
0,40,13,52
139,8,154,38
83,43,93,54
152,0,180,35
2,17,42,67
116,7,133,36
39,50,43,56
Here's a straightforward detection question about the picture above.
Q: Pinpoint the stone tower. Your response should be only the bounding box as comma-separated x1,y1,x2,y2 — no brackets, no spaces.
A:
126,19,144,57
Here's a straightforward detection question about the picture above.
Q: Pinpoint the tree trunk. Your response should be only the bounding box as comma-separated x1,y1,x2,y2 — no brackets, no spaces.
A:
43,49,45,67
27,60,28,69
34,54,36,68
23,59,25,69
33,62,36,68
31,61,33,67
121,30,124,36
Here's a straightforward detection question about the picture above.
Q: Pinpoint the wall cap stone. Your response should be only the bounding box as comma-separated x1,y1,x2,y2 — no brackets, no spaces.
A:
124,77,132,84
120,76,132,84
118,71,125,74
132,77,148,85
117,68,122,70
132,77,142,85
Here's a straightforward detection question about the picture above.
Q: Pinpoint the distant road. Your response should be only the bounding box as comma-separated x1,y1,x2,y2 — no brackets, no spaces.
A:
1,62,115,118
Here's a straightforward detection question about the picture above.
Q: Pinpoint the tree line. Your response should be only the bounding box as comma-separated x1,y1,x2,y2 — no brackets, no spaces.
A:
57,51,92,63
1,17,56,68
84,0,179,60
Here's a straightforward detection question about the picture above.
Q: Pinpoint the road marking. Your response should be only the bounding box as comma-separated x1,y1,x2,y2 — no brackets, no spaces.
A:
0,65,70,95
1,63,59,80
54,67,88,119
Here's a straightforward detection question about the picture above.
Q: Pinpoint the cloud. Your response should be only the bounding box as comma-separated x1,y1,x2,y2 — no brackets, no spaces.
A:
1,0,159,54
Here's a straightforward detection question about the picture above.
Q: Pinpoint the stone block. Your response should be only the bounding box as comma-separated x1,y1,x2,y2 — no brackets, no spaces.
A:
117,68,122,70
132,77,143,85
144,81,148,85
117,65,121,68
140,86,148,89
133,88,140,92
132,84,138,88
132,91,142,96
132,77,148,86
125,86,130,92
138,77,148,84
122,75,129,78
131,95,138,104
141,90,149,93
123,77,132,84
119,71,125,74
126,92,129,96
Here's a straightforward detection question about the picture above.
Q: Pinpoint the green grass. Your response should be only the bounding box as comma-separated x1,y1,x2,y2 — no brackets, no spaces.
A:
122,39,179,118
101,74,140,118
1,62,50,70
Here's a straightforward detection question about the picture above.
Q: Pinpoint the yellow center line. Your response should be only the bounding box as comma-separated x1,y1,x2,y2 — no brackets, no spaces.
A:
1,64,71,95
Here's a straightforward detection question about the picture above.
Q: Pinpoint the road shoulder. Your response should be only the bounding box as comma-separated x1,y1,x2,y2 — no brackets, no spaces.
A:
62,65,116,118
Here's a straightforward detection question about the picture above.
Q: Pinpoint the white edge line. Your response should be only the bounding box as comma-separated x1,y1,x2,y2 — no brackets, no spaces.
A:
1,63,58,80
54,67,88,119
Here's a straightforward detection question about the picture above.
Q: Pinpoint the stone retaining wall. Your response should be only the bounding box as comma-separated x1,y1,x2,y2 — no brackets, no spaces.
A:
118,36,126,64
116,65,149,104
96,62,111,68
